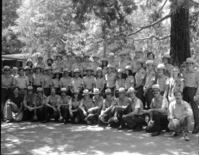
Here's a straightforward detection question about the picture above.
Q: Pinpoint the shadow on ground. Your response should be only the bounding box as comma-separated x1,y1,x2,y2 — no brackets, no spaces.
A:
1,122,199,155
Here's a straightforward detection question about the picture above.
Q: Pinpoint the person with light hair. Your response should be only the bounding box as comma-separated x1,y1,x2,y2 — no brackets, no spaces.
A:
167,90,193,141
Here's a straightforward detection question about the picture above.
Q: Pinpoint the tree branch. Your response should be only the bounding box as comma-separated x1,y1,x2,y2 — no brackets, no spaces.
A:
158,0,168,13
134,35,170,41
128,13,171,37
190,0,199,6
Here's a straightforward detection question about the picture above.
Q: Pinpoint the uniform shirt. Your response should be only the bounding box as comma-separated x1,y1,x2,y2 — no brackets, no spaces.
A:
94,77,105,90
116,97,131,106
69,99,80,109
34,62,45,69
82,61,92,71
53,61,64,72
81,98,94,111
60,77,71,90
168,100,193,120
26,74,33,85
46,94,60,107
43,75,52,88
57,96,71,105
32,73,43,86
71,77,83,91
93,96,103,108
144,70,156,90
108,60,118,69
64,61,73,72
105,73,116,88
71,62,83,72
130,96,143,115
131,58,138,73
102,67,107,76
92,62,101,74
157,75,168,92
102,97,117,110
2,74,14,89
34,94,46,107
83,76,95,90
8,94,23,108
13,75,29,89
23,93,35,107
150,96,168,115
184,70,199,87
135,68,146,87
118,60,131,70
125,76,134,90
116,78,125,90
165,64,174,76
51,79,60,88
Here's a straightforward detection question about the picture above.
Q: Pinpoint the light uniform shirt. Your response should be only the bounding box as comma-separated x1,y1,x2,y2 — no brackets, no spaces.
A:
82,61,92,71
64,61,73,72
105,73,116,88
26,74,33,85
83,76,95,90
71,77,83,91
116,97,131,106
116,78,125,90
46,95,60,107
157,75,168,92
184,70,199,87
102,67,107,76
168,100,193,120
118,60,131,70
125,76,134,90
43,75,52,88
93,96,104,108
60,77,71,90
71,62,83,72
69,99,80,109
13,75,29,89
144,70,156,90
135,68,146,87
81,98,94,111
53,61,64,72
130,97,143,115
102,97,117,110
57,96,71,105
51,79,60,88
94,77,105,90
34,94,46,107
32,73,43,86
2,75,14,89
92,62,101,74
23,94,35,107
151,96,169,115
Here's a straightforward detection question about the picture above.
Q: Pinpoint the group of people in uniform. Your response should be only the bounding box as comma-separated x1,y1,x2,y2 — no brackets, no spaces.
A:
1,49,199,141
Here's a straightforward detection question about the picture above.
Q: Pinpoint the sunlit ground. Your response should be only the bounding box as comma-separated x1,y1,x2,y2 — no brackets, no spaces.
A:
1,122,199,155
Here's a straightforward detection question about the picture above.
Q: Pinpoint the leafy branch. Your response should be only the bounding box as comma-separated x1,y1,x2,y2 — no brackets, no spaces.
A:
134,34,170,41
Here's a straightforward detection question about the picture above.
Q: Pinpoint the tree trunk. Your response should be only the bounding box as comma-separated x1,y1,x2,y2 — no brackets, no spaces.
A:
170,6,190,67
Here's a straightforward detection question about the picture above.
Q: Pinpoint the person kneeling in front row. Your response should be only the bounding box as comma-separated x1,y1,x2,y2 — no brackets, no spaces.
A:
167,90,193,141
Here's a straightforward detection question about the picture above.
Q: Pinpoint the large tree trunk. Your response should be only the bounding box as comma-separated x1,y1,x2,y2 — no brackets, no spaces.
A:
170,6,190,67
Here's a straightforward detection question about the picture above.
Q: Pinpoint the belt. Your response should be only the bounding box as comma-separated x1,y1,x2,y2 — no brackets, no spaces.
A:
185,87,197,89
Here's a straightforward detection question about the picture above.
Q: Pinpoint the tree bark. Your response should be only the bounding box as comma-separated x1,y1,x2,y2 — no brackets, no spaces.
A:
170,6,190,66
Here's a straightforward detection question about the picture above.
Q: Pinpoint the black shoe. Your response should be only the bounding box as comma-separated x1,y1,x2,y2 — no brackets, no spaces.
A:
64,119,68,124
192,128,199,134
133,126,143,132
5,120,13,123
118,126,126,130
151,131,161,136
43,119,49,123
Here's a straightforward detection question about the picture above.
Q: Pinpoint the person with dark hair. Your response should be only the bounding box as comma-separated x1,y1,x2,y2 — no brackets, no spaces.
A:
60,68,72,95
43,67,53,96
32,65,43,92
71,54,83,77
79,89,94,123
43,88,60,123
57,88,71,124
115,69,125,97
98,88,117,125
101,58,108,76
68,90,81,124
94,67,105,94
108,87,132,129
144,60,156,109
51,70,61,95
123,87,146,131
53,54,64,72
183,58,199,134
168,91,193,141
147,52,155,60
124,65,134,91
144,84,169,136
4,87,24,123
34,54,45,71
12,67,18,77
13,67,29,96
83,67,95,92
1,66,14,120
26,59,34,69
105,64,116,95
85,88,103,124
46,58,54,67
134,59,146,105
71,69,83,94
162,54,173,77
24,66,33,86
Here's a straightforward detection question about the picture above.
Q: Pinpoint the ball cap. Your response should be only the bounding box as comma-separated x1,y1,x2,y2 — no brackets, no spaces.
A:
146,60,154,65
105,88,112,94
117,68,123,73
157,64,165,69
63,68,69,72
37,87,43,92
3,66,10,71
96,67,102,72
74,68,80,73
162,54,171,59
24,66,31,70
127,87,136,93
186,58,195,64
125,65,131,70
61,88,67,92
27,86,33,90
93,88,100,95
12,67,18,70
86,67,93,71
107,64,115,69
83,89,90,95
109,53,115,57
152,84,160,90
37,54,43,59
118,87,125,93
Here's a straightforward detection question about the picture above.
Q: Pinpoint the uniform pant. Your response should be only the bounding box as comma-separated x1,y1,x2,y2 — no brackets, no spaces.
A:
33,85,41,93
4,102,23,122
43,106,59,121
1,88,11,119
135,86,145,107
78,108,87,123
145,89,154,109
146,111,169,133
98,110,113,126
44,88,51,97
86,108,100,124
60,106,70,121
123,114,146,129
23,107,44,121
183,87,199,128
71,110,81,124
108,105,132,128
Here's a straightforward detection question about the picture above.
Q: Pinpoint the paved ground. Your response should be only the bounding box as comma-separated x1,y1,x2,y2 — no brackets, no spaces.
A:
1,122,199,155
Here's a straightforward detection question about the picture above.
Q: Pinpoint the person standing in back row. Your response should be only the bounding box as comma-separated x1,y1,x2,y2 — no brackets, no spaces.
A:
183,58,199,134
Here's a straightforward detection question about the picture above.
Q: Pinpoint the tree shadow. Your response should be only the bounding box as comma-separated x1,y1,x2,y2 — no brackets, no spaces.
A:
1,122,198,155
